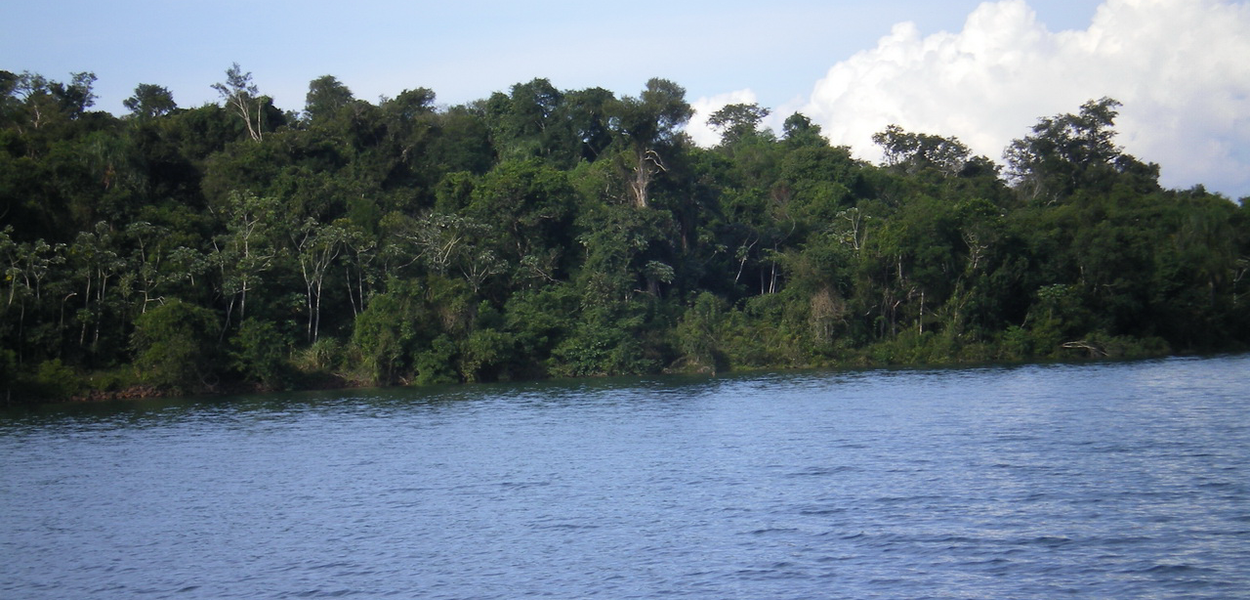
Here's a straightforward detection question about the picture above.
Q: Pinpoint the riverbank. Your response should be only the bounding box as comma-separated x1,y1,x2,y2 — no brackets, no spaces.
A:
6,333,1204,406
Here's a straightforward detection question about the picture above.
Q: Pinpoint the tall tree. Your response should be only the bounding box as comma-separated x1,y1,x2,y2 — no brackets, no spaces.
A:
291,219,347,342
123,84,177,120
494,78,564,160
211,191,280,328
707,103,770,147
610,78,693,208
212,63,266,141
873,124,974,177
1004,97,1158,202
304,75,354,125
4,70,97,132
781,113,826,148
559,87,616,163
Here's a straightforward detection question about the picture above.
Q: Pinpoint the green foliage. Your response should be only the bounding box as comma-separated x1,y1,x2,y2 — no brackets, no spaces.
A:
131,299,220,392
211,63,268,142
293,336,344,374
1005,97,1159,203
708,103,770,147
674,292,729,373
460,328,514,382
503,284,577,377
415,335,459,385
304,75,354,124
124,84,176,120
874,124,975,177
2,70,1245,402
610,78,694,208
230,317,292,389
466,159,577,276
550,316,653,378
350,279,424,385
31,358,82,399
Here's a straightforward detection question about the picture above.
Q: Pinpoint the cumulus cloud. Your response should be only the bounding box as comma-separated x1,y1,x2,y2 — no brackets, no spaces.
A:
799,0,1250,198
687,89,760,147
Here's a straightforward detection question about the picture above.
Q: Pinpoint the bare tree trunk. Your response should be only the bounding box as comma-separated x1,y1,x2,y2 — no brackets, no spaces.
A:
629,149,667,208
919,289,925,335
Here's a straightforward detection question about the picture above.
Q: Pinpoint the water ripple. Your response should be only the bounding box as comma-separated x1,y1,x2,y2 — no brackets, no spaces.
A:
2,355,1249,599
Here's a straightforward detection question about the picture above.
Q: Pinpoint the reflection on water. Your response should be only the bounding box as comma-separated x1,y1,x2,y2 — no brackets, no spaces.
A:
2,355,1248,599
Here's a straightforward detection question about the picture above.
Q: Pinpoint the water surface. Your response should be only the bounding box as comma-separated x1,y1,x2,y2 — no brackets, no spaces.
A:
3,356,1248,598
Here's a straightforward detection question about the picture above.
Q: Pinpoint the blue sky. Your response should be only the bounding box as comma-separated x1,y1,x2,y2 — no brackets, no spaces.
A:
3,0,1247,198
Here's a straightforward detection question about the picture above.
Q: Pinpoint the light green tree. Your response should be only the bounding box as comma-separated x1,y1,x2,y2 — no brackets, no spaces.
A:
212,63,266,141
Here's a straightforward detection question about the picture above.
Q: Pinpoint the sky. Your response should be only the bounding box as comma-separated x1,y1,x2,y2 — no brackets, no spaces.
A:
3,0,1247,198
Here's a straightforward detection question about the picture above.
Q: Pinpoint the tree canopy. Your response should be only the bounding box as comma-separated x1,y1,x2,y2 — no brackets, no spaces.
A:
1,66,1246,402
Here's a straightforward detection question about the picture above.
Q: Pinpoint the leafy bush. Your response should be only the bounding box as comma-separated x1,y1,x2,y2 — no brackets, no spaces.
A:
230,317,292,389
132,300,220,392
415,335,459,385
34,359,82,399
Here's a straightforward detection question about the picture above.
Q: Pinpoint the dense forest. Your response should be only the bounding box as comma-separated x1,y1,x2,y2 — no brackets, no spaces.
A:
2,65,1247,402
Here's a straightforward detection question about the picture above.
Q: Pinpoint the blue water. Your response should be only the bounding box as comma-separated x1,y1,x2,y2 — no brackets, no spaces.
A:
2,356,1249,599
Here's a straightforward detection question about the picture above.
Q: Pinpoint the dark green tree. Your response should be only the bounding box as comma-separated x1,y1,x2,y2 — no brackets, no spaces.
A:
1004,97,1159,202
781,113,826,148
132,299,220,392
873,124,974,177
707,103,770,147
123,84,177,119
304,75,354,124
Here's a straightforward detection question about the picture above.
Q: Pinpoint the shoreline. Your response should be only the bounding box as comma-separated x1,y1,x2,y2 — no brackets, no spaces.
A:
17,346,1224,406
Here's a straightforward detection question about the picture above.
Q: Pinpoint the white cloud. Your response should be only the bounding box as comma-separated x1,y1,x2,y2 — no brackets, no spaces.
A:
687,89,759,147
799,0,1250,198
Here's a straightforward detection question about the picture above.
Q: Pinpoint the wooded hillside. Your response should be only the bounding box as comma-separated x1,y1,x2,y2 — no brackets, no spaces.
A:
3,66,1247,400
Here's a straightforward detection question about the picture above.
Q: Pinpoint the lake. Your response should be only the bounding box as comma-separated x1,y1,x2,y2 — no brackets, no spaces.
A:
2,355,1248,599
